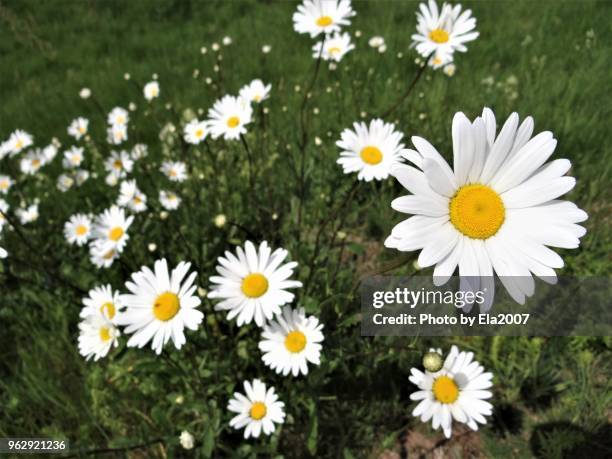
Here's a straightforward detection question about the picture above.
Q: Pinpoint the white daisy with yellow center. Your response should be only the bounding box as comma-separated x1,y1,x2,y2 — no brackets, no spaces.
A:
312,31,354,61
77,314,120,362
208,241,303,327
409,345,493,438
107,124,128,145
91,205,134,255
161,161,188,182
0,175,13,195
411,0,478,67
159,190,181,211
117,180,148,213
206,95,253,141
64,213,93,246
20,149,48,175
143,81,160,101
131,143,148,160
107,107,129,126
228,379,285,439
116,258,204,355
7,129,33,156
337,119,409,182
259,306,324,377
239,79,272,104
293,0,355,38
62,146,85,169
67,117,89,140
89,242,120,269
386,107,588,309
183,119,208,145
80,284,121,324
104,150,134,180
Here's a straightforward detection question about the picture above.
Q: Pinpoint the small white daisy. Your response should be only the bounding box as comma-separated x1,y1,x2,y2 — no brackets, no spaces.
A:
6,129,33,156
411,0,478,65
75,169,90,186
409,345,493,438
206,95,253,141
89,242,120,269
368,36,385,48
0,175,10,194
78,315,120,361
313,31,354,61
259,306,324,377
159,190,182,210
208,241,303,327
161,161,188,182
16,202,39,224
239,79,272,104
293,0,356,38
117,180,148,213
62,146,85,169
64,213,93,246
81,284,121,323
68,117,89,140
79,88,91,99
228,379,285,439
143,81,160,101
104,150,134,179
131,143,148,160
116,258,204,354
57,174,75,192
183,119,208,145
91,205,134,253
107,124,128,145
0,247,6,258
107,107,129,126
19,150,45,175
42,144,58,162
337,118,409,181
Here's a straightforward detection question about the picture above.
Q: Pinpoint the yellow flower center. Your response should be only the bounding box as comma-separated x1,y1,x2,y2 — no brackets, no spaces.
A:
316,15,333,27
153,292,180,321
360,146,383,165
328,46,342,55
133,196,142,204
113,160,123,169
76,225,88,236
227,116,240,128
0,181,8,190
432,375,459,404
250,402,267,420
15,140,23,149
253,95,262,102
100,302,116,319
429,28,450,44
195,128,204,138
241,273,269,298
79,125,87,134
108,227,124,242
117,116,125,124
103,250,115,260
285,330,307,353
32,159,41,167
99,327,112,342
449,184,505,239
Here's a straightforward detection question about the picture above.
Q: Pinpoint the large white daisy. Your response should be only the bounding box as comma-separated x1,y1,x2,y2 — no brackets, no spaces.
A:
208,241,303,327
293,0,355,38
206,95,253,141
337,119,409,182
259,306,324,377
227,379,285,439
411,0,478,65
116,258,204,354
385,108,588,309
409,345,493,438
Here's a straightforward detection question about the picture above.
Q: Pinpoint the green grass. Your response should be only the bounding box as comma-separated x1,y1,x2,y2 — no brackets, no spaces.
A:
1,0,611,457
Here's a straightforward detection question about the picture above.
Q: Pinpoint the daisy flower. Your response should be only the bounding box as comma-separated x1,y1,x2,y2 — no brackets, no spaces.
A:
0,175,10,194
42,144,58,163
385,108,588,308
143,81,160,101
227,379,285,439
159,190,181,210
107,124,128,145
337,118,409,181
239,79,272,104
80,284,121,323
259,306,324,377
183,119,208,145
104,150,134,179
16,202,39,224
411,0,478,65
64,213,93,246
6,129,33,156
131,143,148,160
206,95,253,141
68,117,89,140
75,169,90,186
0,247,6,258
313,31,354,61
89,242,120,269
57,174,75,192
116,258,204,354
91,205,134,253
107,107,129,126
293,0,356,38
208,241,303,327
62,146,85,169
77,315,120,361
117,180,148,213
161,161,188,182
429,52,453,69
20,149,46,175
409,345,493,438
368,36,385,48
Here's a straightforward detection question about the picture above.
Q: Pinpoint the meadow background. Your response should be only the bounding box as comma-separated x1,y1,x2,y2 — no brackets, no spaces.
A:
1,0,611,457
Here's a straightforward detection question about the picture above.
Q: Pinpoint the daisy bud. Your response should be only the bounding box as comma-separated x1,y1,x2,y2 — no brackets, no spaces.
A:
175,395,184,404
179,431,195,450
422,351,443,372
200,46,207,54
124,73,130,80
212,42,220,51
148,243,157,252
262,45,271,54
214,214,227,228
